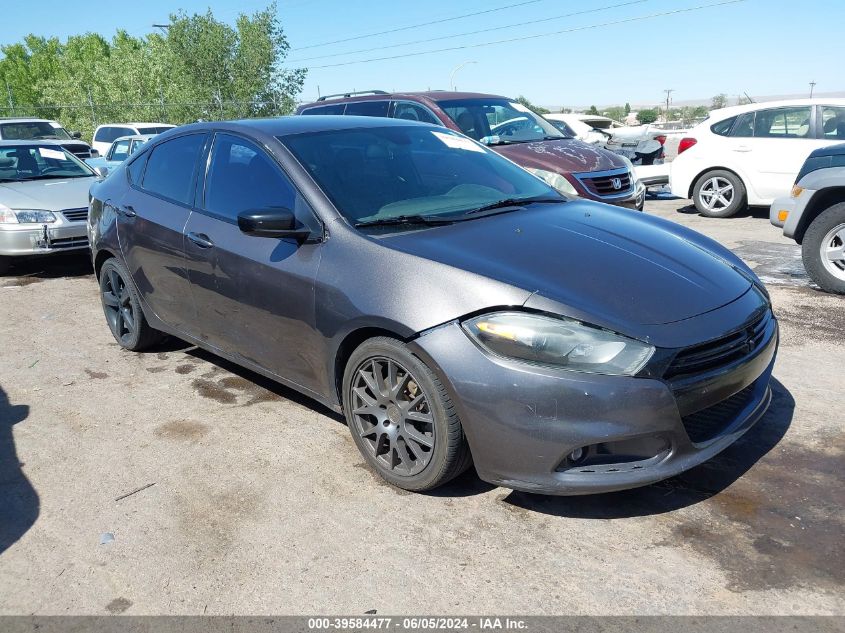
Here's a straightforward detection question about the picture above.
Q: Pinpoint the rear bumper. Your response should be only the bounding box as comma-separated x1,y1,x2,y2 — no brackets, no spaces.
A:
410,311,777,496
0,222,89,256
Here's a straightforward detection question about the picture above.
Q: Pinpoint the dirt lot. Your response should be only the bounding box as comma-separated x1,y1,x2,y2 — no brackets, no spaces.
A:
0,196,842,615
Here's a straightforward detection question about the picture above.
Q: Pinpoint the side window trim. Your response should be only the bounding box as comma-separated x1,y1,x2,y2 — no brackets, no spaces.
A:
136,132,208,208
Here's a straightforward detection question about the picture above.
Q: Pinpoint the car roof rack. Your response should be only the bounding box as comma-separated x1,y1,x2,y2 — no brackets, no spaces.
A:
316,90,388,102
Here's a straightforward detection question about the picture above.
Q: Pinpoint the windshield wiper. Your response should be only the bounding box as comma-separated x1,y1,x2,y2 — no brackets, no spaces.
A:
354,214,455,228
464,196,564,215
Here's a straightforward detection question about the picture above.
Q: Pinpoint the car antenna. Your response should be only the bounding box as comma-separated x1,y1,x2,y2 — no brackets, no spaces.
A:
744,91,755,104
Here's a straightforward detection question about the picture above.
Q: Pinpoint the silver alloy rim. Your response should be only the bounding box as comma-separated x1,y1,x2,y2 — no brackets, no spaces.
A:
350,357,435,477
699,176,735,212
820,222,845,281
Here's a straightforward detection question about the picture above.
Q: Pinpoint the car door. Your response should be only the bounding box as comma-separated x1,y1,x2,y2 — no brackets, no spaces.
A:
117,132,207,332
182,132,325,393
726,106,818,202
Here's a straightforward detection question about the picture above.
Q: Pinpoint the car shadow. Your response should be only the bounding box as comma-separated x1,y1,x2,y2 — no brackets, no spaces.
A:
185,346,345,423
495,377,794,518
0,252,93,284
675,203,771,220
0,385,38,554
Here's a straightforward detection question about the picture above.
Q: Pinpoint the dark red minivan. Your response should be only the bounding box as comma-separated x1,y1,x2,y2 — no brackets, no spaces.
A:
296,90,645,210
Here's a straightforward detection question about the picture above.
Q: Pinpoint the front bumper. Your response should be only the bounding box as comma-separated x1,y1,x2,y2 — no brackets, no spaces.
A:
594,180,646,211
770,190,814,240
0,221,89,256
410,309,777,496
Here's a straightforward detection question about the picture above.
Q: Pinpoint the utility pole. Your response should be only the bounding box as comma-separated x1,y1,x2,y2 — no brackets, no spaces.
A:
5,80,13,116
809,81,816,98
663,89,673,121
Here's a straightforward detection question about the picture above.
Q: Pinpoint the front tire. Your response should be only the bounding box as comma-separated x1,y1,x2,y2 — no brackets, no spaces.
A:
99,258,164,350
802,202,845,295
692,169,747,218
342,337,471,492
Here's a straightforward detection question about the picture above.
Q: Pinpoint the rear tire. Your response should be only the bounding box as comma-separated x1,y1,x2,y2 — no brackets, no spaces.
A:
692,169,747,218
99,258,165,351
802,202,845,295
0,256,10,276
342,337,472,492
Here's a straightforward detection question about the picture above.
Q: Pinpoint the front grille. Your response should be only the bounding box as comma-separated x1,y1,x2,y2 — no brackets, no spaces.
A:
61,208,88,222
576,169,633,197
682,383,757,444
665,309,772,380
47,235,89,249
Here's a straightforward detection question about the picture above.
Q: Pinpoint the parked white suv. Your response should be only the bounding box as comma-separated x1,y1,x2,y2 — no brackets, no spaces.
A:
0,118,97,159
92,122,175,156
670,99,845,217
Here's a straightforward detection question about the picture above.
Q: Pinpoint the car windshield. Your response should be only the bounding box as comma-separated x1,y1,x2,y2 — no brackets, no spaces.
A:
438,98,566,145
0,121,72,141
281,126,561,229
0,144,93,182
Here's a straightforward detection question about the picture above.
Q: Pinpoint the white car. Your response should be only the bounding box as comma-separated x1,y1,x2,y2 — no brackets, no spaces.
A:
545,113,666,166
92,122,175,156
670,98,845,217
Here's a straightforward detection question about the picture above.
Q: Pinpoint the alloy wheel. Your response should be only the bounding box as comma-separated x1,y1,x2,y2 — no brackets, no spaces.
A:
102,268,137,343
350,357,435,477
698,176,735,212
820,223,845,281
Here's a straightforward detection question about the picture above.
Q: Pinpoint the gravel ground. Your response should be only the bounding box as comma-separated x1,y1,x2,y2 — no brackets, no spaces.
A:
0,196,842,615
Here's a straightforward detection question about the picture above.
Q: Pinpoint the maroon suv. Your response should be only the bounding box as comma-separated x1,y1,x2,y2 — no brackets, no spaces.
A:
296,90,645,210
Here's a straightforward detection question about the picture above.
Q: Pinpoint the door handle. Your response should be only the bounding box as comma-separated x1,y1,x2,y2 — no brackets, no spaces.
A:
119,204,137,217
187,232,214,249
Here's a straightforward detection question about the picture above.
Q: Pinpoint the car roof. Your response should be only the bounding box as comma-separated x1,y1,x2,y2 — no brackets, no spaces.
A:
0,118,59,124
299,90,511,109
709,97,845,119
168,115,437,139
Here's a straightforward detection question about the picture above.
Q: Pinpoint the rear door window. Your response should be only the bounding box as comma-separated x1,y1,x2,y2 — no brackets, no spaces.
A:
344,101,389,118
391,101,440,124
300,104,346,115
729,112,754,137
141,134,206,205
753,107,812,138
821,106,845,140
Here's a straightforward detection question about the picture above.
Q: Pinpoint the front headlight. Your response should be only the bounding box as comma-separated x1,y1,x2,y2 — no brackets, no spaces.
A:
526,168,579,197
463,311,654,376
7,209,57,224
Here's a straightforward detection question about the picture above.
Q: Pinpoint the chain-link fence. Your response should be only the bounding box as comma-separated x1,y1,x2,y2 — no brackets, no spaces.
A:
0,99,294,144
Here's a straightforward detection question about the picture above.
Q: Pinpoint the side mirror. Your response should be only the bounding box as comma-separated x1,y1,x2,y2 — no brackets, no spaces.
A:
93,166,109,179
71,131,82,139
237,207,311,241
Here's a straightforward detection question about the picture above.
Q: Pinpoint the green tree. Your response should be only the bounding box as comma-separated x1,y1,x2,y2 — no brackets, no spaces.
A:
711,93,728,110
603,106,626,122
0,2,305,141
624,102,631,115
515,95,549,115
637,108,659,124
587,105,599,115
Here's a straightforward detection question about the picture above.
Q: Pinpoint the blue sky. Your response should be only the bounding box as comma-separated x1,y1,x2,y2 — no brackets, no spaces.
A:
1,0,842,108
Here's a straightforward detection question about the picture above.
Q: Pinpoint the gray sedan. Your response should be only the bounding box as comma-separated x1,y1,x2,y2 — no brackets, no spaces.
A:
88,117,777,495
0,141,96,274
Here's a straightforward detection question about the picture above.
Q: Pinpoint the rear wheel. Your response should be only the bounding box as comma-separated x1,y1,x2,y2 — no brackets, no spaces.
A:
342,337,471,492
802,202,845,295
99,258,165,350
692,169,747,218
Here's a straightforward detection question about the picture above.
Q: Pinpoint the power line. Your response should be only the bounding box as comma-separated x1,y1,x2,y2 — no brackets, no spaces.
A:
298,0,748,70
291,0,548,51
288,0,649,64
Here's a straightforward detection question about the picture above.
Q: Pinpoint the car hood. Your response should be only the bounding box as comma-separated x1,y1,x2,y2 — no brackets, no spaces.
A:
381,201,752,328
0,177,96,211
492,138,626,174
